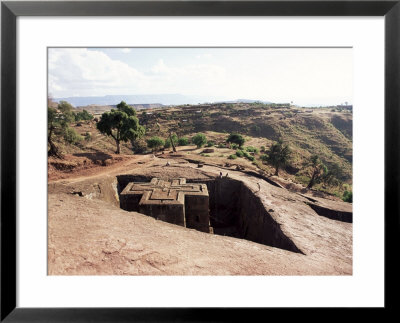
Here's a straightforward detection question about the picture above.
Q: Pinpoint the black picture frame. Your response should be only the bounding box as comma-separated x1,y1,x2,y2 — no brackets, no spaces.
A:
1,0,399,321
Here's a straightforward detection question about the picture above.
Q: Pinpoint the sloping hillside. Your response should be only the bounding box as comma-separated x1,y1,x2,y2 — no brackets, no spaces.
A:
50,103,352,197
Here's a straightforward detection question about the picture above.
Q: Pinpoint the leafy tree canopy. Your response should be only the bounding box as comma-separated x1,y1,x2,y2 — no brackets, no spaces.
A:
97,101,145,154
306,155,328,188
178,137,189,146
226,133,245,147
116,101,136,117
57,100,74,113
265,138,291,176
147,136,165,151
75,109,94,121
192,133,207,148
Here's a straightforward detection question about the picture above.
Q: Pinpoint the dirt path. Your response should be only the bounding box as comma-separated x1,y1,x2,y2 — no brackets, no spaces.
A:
48,154,153,183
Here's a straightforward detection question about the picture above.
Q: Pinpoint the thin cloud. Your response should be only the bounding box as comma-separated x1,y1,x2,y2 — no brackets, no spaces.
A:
48,48,352,105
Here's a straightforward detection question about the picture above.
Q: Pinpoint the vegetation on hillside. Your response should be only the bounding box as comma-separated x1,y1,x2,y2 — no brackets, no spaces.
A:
48,101,90,158
48,100,353,199
262,139,291,176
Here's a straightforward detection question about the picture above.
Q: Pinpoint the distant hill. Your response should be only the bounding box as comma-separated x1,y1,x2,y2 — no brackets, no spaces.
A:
54,95,273,107
54,94,214,107
76,104,164,114
216,99,272,104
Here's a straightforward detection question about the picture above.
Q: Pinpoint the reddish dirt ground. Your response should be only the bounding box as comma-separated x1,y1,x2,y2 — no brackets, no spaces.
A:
48,153,352,276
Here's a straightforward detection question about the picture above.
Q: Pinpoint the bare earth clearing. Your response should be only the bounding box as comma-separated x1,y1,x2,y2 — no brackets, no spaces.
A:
48,151,352,275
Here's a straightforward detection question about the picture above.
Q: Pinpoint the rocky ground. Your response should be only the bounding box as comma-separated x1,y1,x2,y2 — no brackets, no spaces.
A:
48,152,352,275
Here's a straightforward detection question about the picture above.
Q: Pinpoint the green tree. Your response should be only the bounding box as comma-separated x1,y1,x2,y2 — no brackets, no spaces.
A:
57,100,76,123
321,162,343,186
48,99,86,157
226,133,245,148
57,100,74,113
306,155,328,188
116,101,136,116
47,107,63,158
192,133,207,148
178,137,189,146
97,101,145,154
75,109,94,121
265,139,291,176
147,136,165,152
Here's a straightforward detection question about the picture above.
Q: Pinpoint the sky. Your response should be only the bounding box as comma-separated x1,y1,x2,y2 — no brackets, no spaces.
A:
48,47,352,106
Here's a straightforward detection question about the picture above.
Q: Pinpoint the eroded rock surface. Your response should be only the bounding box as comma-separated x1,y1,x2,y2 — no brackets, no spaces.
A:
48,156,352,275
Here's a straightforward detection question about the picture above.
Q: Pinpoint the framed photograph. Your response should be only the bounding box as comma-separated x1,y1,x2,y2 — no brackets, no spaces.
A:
1,0,398,320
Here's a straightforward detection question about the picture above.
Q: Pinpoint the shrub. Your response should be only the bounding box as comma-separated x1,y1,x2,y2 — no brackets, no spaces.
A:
64,127,83,144
164,134,178,148
245,146,259,154
247,155,255,162
228,154,237,160
84,132,92,141
236,150,244,157
192,133,207,148
342,190,353,203
147,136,165,152
231,143,239,150
295,175,311,186
260,146,265,152
206,140,215,147
75,109,94,121
178,137,189,146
